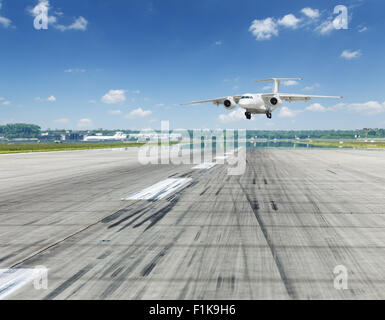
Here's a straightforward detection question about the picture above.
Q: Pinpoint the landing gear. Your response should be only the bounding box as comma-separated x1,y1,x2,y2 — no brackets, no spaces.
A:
245,112,251,120
266,111,272,119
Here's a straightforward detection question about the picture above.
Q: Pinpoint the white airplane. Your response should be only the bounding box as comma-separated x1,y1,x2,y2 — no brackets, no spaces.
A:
84,131,127,141
182,78,342,119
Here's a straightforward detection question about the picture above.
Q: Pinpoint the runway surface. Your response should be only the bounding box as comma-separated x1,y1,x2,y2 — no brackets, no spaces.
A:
1,147,385,299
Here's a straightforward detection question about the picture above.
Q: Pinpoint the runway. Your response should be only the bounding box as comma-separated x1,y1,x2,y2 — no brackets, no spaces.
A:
1,147,385,299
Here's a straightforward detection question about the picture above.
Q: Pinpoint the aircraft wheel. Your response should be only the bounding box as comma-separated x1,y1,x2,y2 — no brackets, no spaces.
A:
245,112,251,120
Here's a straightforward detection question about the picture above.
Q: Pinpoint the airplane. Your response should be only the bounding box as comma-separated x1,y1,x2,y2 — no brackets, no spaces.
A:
84,131,127,142
181,78,342,119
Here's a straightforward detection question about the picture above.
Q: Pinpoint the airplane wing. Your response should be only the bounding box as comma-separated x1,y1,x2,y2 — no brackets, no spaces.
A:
261,93,342,102
181,95,242,106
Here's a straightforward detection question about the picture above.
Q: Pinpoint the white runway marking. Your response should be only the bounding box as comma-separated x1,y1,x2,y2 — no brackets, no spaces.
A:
214,156,228,160
192,163,216,170
0,268,45,300
122,178,192,200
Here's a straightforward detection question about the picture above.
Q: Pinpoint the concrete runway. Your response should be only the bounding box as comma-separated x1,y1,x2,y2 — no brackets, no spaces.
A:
1,147,385,299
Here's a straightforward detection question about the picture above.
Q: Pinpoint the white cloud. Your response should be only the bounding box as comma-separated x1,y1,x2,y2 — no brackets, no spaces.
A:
0,0,11,28
341,49,362,60
330,101,385,115
315,18,335,35
249,17,278,40
54,118,69,124
305,103,327,112
2,101,11,106
0,16,11,28
55,16,88,31
125,108,152,119
358,26,368,33
262,85,272,91
301,8,320,19
65,68,85,73
278,14,301,29
132,90,140,94
303,83,320,92
77,118,92,128
29,1,87,32
283,80,298,87
155,103,165,107
218,108,247,123
214,40,223,46
34,96,56,102
88,99,96,104
278,107,302,118
101,89,126,104
108,109,122,115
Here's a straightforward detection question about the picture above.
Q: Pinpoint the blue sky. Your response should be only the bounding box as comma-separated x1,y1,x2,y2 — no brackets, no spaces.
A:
0,0,384,130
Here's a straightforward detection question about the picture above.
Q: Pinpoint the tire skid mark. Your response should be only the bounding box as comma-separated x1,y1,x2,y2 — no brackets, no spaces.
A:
108,207,150,229
199,186,210,196
241,150,295,299
141,244,172,277
100,230,184,298
44,263,94,300
227,176,254,299
270,201,278,211
215,186,224,196
132,199,179,231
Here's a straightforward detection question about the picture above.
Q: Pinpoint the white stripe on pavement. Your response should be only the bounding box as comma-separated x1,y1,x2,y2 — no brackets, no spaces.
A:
0,268,47,300
192,163,216,170
122,178,192,200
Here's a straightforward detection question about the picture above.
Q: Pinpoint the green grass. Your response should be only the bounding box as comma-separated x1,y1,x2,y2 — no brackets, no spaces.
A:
0,142,180,154
295,140,385,149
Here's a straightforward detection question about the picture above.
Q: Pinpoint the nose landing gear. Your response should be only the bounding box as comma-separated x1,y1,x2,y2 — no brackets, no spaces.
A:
245,112,252,120
266,111,272,119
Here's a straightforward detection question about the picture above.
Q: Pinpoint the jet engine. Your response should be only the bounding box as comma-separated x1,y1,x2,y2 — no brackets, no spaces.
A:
223,97,236,110
268,96,282,107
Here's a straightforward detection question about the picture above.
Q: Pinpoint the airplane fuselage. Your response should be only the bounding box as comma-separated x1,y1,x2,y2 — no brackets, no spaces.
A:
237,94,280,114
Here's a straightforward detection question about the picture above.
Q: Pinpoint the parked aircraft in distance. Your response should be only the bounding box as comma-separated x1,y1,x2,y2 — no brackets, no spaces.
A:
84,131,127,141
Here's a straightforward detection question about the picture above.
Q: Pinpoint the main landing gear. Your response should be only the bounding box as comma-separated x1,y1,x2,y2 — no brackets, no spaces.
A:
245,112,251,120
266,111,272,119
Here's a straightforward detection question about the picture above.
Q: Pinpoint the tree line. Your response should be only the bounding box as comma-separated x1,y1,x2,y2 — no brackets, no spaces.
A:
1,123,384,140
0,123,41,139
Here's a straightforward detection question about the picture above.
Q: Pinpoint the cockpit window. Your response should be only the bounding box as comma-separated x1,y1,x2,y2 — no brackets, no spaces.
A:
241,96,253,99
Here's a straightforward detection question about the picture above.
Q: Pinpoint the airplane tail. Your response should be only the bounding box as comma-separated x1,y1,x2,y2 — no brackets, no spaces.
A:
255,78,303,94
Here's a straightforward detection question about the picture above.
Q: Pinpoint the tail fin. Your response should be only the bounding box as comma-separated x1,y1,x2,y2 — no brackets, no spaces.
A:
255,78,303,94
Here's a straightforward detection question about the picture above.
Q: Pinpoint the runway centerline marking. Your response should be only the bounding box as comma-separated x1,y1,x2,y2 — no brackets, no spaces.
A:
192,163,217,170
122,178,192,200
